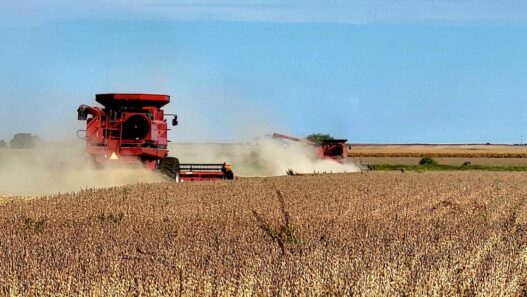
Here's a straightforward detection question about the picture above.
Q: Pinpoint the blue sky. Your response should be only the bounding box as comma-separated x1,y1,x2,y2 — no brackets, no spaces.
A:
1,1,527,143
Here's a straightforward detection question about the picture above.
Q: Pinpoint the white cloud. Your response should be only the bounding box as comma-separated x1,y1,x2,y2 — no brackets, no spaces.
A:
0,0,527,25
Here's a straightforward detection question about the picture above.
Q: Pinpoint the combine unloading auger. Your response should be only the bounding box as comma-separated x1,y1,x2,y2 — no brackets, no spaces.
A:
77,93,234,181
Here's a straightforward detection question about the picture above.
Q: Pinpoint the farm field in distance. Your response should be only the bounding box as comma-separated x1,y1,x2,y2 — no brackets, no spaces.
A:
349,144,527,157
1,172,527,296
349,144,527,167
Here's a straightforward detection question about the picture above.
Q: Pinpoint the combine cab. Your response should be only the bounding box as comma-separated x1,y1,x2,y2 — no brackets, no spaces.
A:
77,93,234,181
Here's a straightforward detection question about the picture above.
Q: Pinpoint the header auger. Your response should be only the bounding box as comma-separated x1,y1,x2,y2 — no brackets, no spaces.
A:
77,93,234,181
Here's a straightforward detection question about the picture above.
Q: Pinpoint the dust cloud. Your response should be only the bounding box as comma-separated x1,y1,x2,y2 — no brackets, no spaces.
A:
0,138,360,196
171,138,361,177
0,143,165,196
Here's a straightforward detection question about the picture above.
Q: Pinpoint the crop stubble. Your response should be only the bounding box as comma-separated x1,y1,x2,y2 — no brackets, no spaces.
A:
1,172,527,296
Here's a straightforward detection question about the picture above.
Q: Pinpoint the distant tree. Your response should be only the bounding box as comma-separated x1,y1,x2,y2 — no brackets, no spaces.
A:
306,133,335,143
10,133,41,148
0,140,5,148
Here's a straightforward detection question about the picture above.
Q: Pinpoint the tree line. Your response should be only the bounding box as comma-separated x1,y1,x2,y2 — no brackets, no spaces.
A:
0,133,42,149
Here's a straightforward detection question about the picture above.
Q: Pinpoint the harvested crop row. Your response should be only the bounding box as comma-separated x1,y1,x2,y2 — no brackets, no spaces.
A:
351,157,527,166
348,144,527,158
349,152,527,158
1,172,527,296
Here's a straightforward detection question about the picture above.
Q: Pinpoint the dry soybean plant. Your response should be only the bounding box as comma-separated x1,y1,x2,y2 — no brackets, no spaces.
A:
0,172,527,296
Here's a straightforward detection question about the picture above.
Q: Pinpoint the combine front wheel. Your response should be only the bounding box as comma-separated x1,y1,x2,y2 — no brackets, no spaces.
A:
159,157,181,182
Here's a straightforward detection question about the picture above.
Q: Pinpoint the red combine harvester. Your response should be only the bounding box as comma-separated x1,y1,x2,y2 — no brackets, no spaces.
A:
272,133,348,162
77,93,234,181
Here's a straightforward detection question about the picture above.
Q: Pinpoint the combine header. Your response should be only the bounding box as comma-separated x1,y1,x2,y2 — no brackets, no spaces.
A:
272,133,348,162
77,93,234,181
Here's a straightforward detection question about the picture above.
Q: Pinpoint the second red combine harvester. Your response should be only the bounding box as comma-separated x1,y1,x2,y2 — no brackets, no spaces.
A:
272,133,348,162
77,93,234,182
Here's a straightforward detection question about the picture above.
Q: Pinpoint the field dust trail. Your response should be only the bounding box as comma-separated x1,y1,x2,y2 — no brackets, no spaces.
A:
172,139,361,177
0,144,165,196
0,139,359,195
